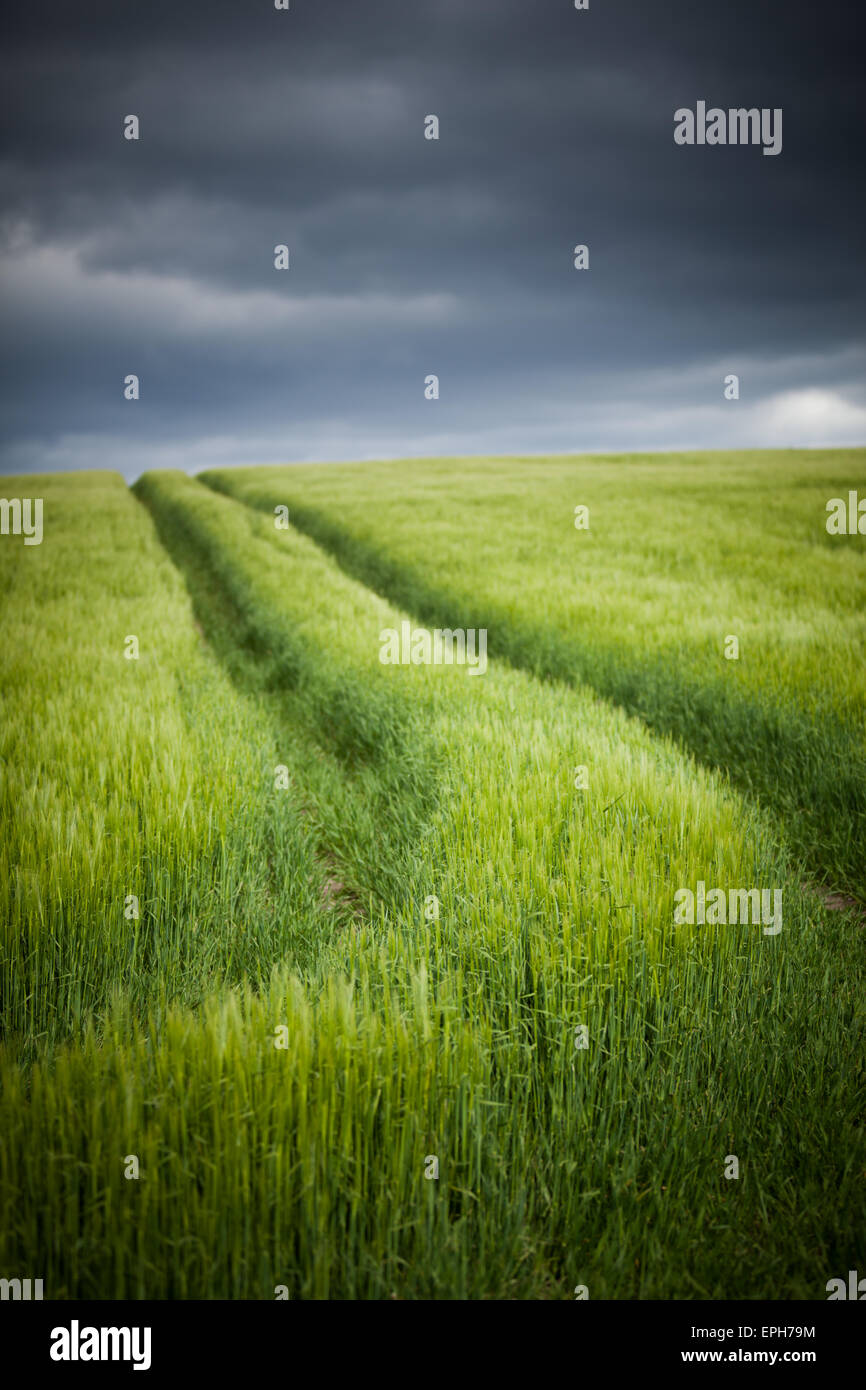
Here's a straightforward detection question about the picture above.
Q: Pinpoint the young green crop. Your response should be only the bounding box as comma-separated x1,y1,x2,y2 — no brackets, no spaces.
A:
3,465,863,1300
0,471,338,1051
201,449,866,897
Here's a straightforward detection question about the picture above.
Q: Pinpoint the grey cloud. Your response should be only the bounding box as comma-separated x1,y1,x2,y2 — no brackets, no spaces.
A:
0,0,863,475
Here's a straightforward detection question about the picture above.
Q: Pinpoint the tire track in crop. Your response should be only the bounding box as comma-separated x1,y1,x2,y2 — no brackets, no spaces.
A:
135,483,367,926
134,473,441,924
202,480,865,907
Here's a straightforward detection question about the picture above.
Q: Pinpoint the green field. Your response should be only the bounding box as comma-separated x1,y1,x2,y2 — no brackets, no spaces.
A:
1,451,864,1299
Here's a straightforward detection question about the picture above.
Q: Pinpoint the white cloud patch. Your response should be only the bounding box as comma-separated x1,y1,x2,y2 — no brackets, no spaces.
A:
752,388,866,447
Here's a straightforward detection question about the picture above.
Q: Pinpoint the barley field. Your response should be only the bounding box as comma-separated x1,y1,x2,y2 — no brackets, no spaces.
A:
1,451,864,1299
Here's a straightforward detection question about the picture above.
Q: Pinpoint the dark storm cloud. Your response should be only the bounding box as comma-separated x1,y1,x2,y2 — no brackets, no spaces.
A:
1,0,864,476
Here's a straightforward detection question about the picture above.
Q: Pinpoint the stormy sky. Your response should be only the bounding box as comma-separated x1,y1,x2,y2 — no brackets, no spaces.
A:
1,0,864,479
